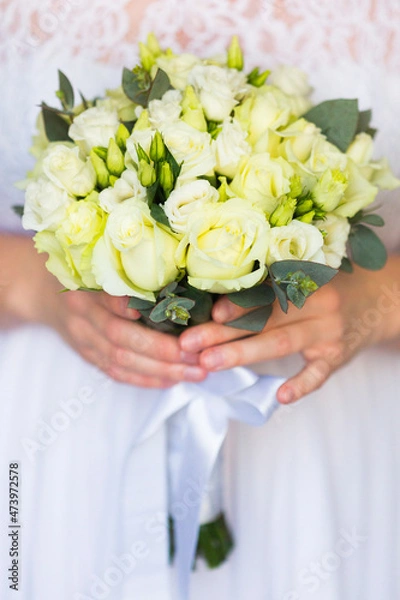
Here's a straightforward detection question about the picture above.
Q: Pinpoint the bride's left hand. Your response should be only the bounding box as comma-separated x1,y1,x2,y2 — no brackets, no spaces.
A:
179,257,400,403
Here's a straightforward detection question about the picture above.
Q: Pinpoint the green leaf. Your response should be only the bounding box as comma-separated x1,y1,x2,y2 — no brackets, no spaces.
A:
150,203,170,227
79,90,89,110
339,257,353,273
270,260,338,288
42,104,71,142
149,297,173,322
271,279,288,313
227,283,275,308
146,181,159,206
165,145,182,182
159,281,178,298
148,68,172,102
348,224,387,270
181,286,213,324
127,296,155,310
358,213,385,227
12,205,24,217
226,305,273,332
286,284,306,309
356,109,372,134
304,99,359,152
58,70,74,109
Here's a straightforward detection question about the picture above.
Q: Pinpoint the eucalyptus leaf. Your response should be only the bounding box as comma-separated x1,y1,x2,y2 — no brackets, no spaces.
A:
226,305,273,332
42,105,71,142
79,90,89,110
271,280,288,313
148,69,172,102
58,70,74,109
149,297,174,322
304,99,359,152
228,283,275,308
286,284,306,309
12,205,24,217
348,224,387,270
181,286,213,324
159,281,178,298
339,257,354,273
127,296,155,310
167,297,196,311
358,213,385,227
150,203,170,227
270,260,338,288
122,68,148,106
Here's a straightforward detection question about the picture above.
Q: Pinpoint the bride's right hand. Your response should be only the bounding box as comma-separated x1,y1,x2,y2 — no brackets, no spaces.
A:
0,235,207,388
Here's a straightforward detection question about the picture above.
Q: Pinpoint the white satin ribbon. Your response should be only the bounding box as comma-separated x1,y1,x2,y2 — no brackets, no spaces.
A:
134,367,285,600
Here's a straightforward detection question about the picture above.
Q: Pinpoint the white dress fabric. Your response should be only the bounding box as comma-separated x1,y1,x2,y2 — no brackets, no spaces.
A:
0,1,399,599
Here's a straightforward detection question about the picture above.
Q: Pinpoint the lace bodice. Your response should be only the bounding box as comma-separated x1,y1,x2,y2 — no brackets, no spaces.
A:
1,0,399,246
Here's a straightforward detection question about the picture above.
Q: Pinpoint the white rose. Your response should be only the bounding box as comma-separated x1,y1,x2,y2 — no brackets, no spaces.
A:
333,159,378,218
176,198,270,293
92,199,179,297
188,64,247,122
99,169,147,213
148,89,182,129
266,220,326,265
316,214,351,268
164,179,219,233
269,65,313,98
307,136,348,174
69,105,120,155
155,53,200,90
234,86,292,145
161,121,216,181
213,118,251,179
230,153,294,215
22,177,73,232
279,119,322,164
366,157,400,190
311,168,348,212
42,144,96,197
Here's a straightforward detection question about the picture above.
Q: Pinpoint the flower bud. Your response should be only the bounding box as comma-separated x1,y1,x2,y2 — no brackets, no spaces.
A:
92,146,108,161
159,161,174,196
296,211,315,224
139,42,156,72
135,109,151,130
90,150,109,189
116,123,130,152
147,33,162,58
288,174,303,199
247,67,270,88
107,138,125,176
227,35,244,71
295,198,314,216
150,130,167,162
138,159,156,187
269,196,296,227
181,85,207,131
109,175,118,186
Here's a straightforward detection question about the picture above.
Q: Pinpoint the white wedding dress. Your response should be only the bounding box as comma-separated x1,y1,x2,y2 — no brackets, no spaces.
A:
0,1,399,599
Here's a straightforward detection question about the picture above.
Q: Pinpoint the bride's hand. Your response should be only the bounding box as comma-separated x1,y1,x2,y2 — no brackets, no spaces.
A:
179,257,400,403
1,235,207,388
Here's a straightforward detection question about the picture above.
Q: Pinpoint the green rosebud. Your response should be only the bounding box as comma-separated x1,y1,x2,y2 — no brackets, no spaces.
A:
159,161,174,196
247,67,270,87
227,35,244,71
296,211,315,224
106,138,125,177
135,109,151,130
217,176,230,202
139,42,156,72
85,190,100,203
115,123,130,152
288,174,303,199
90,150,109,189
295,198,314,216
138,159,156,187
136,143,150,164
269,196,297,227
150,130,167,162
92,146,108,161
181,86,207,131
146,33,162,58
109,175,118,186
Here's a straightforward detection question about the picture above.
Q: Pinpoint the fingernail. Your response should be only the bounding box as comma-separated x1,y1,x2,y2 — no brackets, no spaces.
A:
183,366,207,381
279,387,295,404
202,350,225,370
180,351,200,366
181,333,202,353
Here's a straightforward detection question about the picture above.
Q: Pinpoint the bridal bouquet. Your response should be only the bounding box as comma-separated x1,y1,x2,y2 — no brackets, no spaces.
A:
17,33,399,587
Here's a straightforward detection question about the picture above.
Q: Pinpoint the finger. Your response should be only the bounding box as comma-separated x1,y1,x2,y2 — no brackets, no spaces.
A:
277,356,334,404
96,292,142,320
198,317,339,371
180,319,254,353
